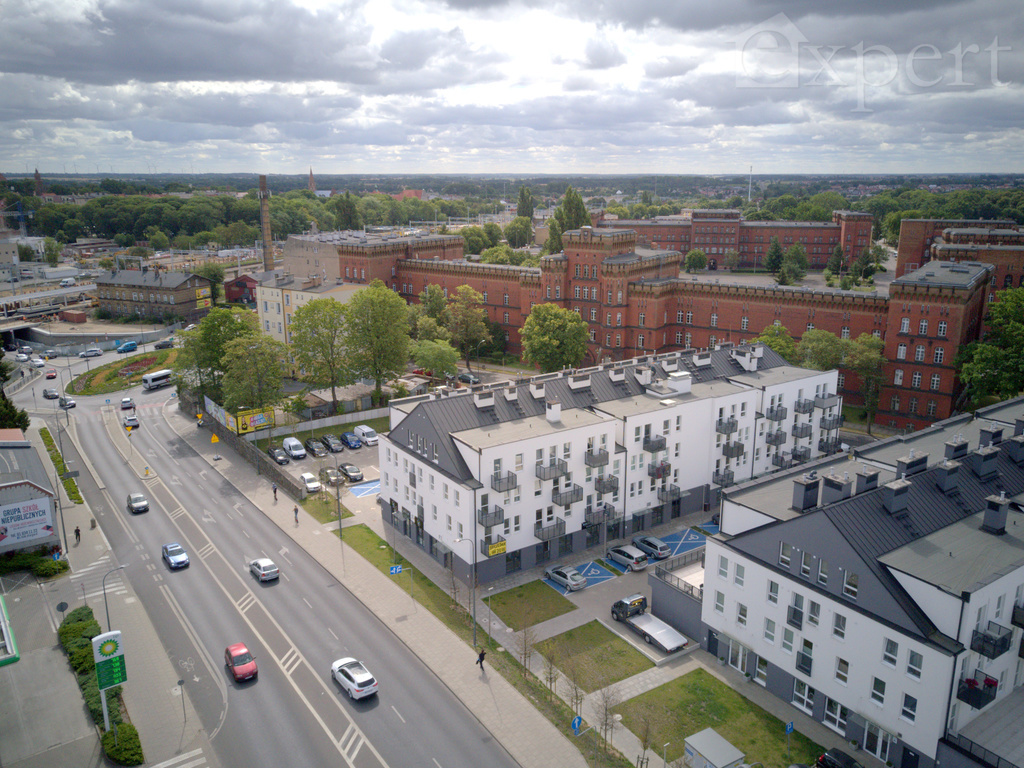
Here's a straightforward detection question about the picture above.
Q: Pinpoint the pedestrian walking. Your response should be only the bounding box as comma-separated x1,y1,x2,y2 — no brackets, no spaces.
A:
294,505,299,524
476,649,486,670
74,526,81,544
272,482,277,502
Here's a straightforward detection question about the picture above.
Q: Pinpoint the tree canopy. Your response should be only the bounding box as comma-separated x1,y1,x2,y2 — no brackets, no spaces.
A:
684,249,707,273
520,304,589,373
504,216,533,249
221,335,288,412
796,329,846,371
846,334,886,435
764,237,784,274
446,285,490,367
516,186,535,220
342,280,411,398
412,339,460,380
289,297,352,410
753,323,799,364
174,307,260,402
958,287,1024,403
194,262,226,303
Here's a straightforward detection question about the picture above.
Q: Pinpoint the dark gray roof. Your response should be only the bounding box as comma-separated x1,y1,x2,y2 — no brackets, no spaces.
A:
95,270,207,289
390,344,791,482
892,260,992,290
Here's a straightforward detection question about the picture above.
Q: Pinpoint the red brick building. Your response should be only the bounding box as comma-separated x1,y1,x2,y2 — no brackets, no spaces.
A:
893,218,1019,277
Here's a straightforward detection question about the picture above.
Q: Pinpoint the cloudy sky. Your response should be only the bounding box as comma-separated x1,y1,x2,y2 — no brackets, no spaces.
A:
1,0,1021,176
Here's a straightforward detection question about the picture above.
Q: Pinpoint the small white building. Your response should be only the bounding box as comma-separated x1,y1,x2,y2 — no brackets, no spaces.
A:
684,728,745,768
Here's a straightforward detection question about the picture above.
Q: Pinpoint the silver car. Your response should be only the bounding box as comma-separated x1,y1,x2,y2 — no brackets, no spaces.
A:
631,535,671,560
545,565,588,592
606,544,649,572
249,558,279,582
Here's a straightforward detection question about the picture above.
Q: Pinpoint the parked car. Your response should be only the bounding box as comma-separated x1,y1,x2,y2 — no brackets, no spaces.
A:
353,425,379,445
127,493,149,514
59,396,76,409
320,467,343,487
545,565,588,592
304,437,328,458
321,434,345,453
183,324,197,332
120,397,135,410
225,642,258,682
299,472,322,493
42,388,59,399
817,750,864,768
79,347,102,358
123,414,140,428
605,545,649,571
249,558,279,582
457,372,481,385
282,437,306,459
338,463,363,482
340,432,362,449
45,349,59,358
267,446,290,465
331,657,378,699
161,543,190,569
631,535,671,560
154,338,174,349
611,594,648,621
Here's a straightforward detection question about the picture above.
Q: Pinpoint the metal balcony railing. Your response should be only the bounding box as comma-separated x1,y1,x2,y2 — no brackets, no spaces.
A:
594,475,619,494
792,446,811,462
712,469,734,487
534,517,566,541
815,393,841,409
957,673,998,709
648,460,671,479
584,448,609,467
553,484,583,507
766,430,787,446
657,485,682,503
971,621,1013,660
715,417,738,435
722,441,745,459
536,458,568,480
796,651,813,676
818,437,841,454
794,398,815,414
765,405,788,422
480,534,506,558
772,452,793,469
792,422,813,439
1012,602,1024,630
491,470,518,493
585,502,617,527
478,504,504,528
643,434,667,453
409,472,417,488
820,414,844,431
787,605,803,630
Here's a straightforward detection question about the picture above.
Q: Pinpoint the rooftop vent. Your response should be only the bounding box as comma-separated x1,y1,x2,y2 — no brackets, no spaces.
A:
608,367,625,383
855,465,880,495
980,423,1004,446
935,459,961,496
981,492,1009,535
730,347,759,372
1004,434,1024,466
634,366,653,387
661,355,680,372
897,449,929,478
546,398,562,423
568,373,591,391
792,471,820,512
821,471,854,505
970,443,1000,481
530,381,545,400
667,371,693,394
882,477,912,515
693,351,712,368
503,385,518,402
473,390,495,410
944,433,969,461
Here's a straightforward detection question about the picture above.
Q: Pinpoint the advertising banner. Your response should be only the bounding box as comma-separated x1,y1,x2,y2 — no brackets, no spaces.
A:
0,497,55,547
236,408,275,434
195,286,211,299
196,298,212,309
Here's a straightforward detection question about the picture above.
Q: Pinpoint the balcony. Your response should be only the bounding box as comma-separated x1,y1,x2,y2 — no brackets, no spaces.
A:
416,505,424,523
815,393,841,409
765,429,787,446
480,534,506,558
794,398,815,414
658,485,682,503
648,460,672,479
643,434,667,453
594,475,619,494
818,437,841,454
772,452,793,469
478,504,505,528
553,484,583,507
787,605,804,630
585,502,617,527
820,414,844,431
713,469,734,487
792,446,811,463
536,458,568,481
716,417,738,435
1012,602,1024,630
722,441,745,459
796,651,813,676
535,517,566,541
792,422,813,439
491,470,518,493
765,405,788,422
971,621,1013,660
408,472,417,488
957,673,998,709
584,448,609,467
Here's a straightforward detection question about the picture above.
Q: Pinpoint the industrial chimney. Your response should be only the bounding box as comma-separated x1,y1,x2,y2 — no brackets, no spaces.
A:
259,175,274,272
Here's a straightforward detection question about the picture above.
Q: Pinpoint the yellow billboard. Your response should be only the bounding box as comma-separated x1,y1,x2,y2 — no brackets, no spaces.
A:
196,298,212,309
196,286,211,299
487,540,507,557
236,408,275,434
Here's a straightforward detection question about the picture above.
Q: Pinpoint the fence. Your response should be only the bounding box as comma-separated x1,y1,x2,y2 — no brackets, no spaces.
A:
943,734,1021,768
654,547,705,602
242,408,389,442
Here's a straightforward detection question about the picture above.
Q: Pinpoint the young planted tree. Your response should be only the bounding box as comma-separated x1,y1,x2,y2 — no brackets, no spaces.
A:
521,303,589,373
827,243,845,273
684,249,708,273
289,297,352,412
342,280,411,400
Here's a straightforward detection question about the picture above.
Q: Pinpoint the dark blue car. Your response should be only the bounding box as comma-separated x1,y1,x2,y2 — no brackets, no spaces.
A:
341,432,362,449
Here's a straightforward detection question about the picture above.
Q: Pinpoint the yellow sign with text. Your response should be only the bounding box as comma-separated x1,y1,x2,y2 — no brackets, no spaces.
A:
196,298,212,309
236,408,275,435
196,286,211,299
487,540,507,557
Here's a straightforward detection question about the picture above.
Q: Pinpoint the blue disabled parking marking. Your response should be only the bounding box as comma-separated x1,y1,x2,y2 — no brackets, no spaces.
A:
661,528,708,557
350,480,380,498
542,561,616,593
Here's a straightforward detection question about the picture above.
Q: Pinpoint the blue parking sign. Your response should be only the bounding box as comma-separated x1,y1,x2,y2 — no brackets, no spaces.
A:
390,565,402,575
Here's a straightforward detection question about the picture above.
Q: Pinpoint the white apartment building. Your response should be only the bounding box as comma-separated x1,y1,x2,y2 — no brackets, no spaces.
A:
378,343,841,584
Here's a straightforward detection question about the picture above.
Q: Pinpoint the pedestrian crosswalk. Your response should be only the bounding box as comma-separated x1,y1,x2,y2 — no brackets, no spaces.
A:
69,553,128,602
147,747,208,768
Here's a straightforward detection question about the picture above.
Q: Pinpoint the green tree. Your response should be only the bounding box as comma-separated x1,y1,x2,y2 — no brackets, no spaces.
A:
684,249,708,273
957,287,1024,403
722,249,740,270
43,237,61,266
419,284,449,324
0,363,29,430
289,297,352,412
753,323,799,364
342,280,411,400
174,307,259,401
148,229,170,251
521,304,588,373
796,330,847,371
17,244,35,262
545,218,563,254
504,217,533,249
479,244,517,265
194,263,226,303
460,226,489,255
827,243,844,273
516,186,535,220
332,192,362,230
446,285,490,369
764,237,784,274
222,335,288,412
412,339,459,380
483,222,503,248
846,333,886,435
555,186,589,233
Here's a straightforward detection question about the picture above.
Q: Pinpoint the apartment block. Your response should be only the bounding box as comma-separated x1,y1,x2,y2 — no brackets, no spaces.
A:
94,269,212,323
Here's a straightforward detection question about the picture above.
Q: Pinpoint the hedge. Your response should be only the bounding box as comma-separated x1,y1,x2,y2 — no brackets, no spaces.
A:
38,428,84,504
0,546,70,577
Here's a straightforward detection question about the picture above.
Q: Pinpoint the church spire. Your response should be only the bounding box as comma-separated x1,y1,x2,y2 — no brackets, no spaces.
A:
308,167,315,193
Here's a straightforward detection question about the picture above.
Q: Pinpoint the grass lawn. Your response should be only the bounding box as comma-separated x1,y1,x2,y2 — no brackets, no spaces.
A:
614,668,823,767
72,350,178,395
254,415,391,451
299,489,354,526
535,620,654,693
485,579,577,631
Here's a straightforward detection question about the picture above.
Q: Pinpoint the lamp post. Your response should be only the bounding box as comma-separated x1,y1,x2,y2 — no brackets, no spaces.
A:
471,338,486,374
663,742,670,768
102,564,127,631
334,457,345,571
453,537,478,647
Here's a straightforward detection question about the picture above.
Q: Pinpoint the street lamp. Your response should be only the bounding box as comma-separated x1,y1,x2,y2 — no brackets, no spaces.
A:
333,457,345,571
472,339,486,374
663,742,670,768
453,537,478,648
102,564,127,631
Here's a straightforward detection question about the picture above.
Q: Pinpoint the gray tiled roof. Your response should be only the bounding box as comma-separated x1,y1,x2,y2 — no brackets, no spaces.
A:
95,270,206,289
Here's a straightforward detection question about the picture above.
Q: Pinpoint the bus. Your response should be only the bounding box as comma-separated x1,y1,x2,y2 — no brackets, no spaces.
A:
142,369,174,390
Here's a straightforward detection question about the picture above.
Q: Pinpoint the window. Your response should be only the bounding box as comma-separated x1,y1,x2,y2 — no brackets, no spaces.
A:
871,677,886,705
714,591,725,614
779,543,792,567
741,316,749,330
800,551,813,577
931,374,941,390
782,628,794,653
900,317,910,333
685,332,692,347
907,650,923,679
841,326,850,339
817,559,829,586
897,343,907,360
882,638,898,666
938,321,947,337
737,603,748,626
686,311,693,324
710,313,718,327
843,571,859,599
919,319,928,335
836,658,850,684
934,347,945,364
915,345,925,362
808,601,820,627
767,580,779,604
792,679,815,712
639,312,646,325
764,618,776,643
833,613,846,640
902,694,917,722
734,563,745,587
911,372,922,388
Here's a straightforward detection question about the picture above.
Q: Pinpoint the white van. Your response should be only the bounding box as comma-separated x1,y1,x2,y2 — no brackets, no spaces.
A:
353,425,378,446
59,277,77,287
282,436,306,459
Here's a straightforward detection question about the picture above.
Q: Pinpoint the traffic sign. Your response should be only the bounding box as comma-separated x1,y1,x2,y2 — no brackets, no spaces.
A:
786,721,794,734
211,434,219,444
390,564,402,575
93,631,127,690
572,715,582,735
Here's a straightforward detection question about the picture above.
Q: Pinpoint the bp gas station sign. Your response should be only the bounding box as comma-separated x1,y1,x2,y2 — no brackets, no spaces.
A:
93,630,127,689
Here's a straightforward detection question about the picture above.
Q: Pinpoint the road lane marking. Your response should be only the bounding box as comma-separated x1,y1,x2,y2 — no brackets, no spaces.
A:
391,705,405,723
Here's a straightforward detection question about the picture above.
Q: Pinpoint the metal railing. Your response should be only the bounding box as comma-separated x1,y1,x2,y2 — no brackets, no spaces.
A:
491,470,518,493
480,534,506,558
792,422,813,438
956,673,998,709
552,484,583,507
971,621,1013,660
820,414,844,431
765,405,788,422
943,733,1021,768
715,417,738,435
584,448,609,467
648,460,671,479
585,501,618,527
792,446,811,462
534,517,566,541
536,458,568,480
658,485,682,503
722,441,745,459
643,434,667,453
713,469,734,487
773,452,793,469
794,398,814,414
478,504,504,528
653,548,705,603
595,475,619,494
766,430,787,446
818,437,841,454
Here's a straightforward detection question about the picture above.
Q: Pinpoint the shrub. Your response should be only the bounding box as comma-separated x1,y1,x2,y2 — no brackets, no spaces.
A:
33,558,69,577
59,614,101,651
101,722,144,766
69,645,96,674
81,674,122,727
63,605,94,624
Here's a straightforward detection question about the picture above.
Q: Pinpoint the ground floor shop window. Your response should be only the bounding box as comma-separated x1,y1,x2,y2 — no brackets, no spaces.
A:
536,541,551,564
558,533,573,557
792,680,815,714
505,550,521,574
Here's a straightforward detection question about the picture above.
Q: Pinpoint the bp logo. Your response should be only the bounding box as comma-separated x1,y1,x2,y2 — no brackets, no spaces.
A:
99,638,120,657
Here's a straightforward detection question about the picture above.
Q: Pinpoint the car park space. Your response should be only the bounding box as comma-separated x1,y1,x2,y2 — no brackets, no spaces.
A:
541,560,617,593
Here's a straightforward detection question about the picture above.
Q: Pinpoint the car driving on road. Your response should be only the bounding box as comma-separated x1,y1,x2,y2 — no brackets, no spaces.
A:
249,558,279,582
161,543,190,569
225,643,258,682
331,657,378,699
123,414,140,428
79,348,102,358
42,388,59,399
120,397,134,410
59,395,76,409
127,493,149,514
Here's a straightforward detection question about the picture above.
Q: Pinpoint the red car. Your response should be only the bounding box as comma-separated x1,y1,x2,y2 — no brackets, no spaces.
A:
45,369,57,379
225,643,258,682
